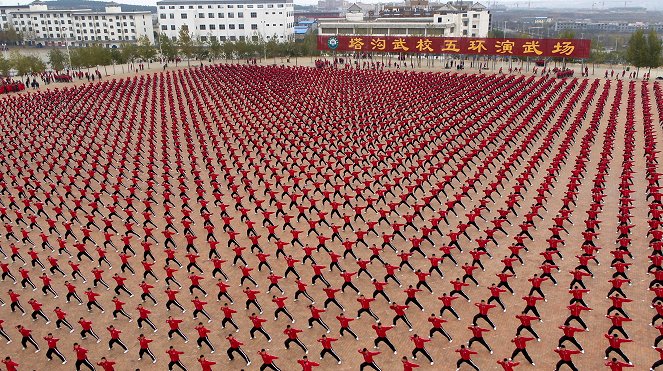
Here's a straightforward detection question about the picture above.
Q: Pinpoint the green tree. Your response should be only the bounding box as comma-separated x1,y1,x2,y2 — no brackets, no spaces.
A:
121,43,139,65
222,40,236,61
48,48,68,71
208,36,222,61
626,29,649,75
0,56,10,76
25,55,46,73
177,26,194,66
558,30,576,39
8,51,45,76
137,35,156,68
646,28,662,72
159,33,178,65
487,29,505,38
0,24,22,45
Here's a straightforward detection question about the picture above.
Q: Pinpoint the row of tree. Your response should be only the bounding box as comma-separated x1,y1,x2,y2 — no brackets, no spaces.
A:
626,28,662,74
45,28,318,72
0,51,46,77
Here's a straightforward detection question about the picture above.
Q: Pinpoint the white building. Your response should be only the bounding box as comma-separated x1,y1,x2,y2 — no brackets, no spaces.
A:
1,5,29,31
9,1,154,48
319,2,490,38
156,0,295,43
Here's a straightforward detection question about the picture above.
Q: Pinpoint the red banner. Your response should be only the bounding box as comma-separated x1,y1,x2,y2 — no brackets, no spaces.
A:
318,35,591,59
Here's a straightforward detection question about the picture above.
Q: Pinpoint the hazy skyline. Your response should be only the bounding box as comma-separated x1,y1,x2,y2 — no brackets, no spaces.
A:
0,0,661,10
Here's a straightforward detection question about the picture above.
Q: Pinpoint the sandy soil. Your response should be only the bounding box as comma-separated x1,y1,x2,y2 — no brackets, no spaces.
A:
0,62,661,371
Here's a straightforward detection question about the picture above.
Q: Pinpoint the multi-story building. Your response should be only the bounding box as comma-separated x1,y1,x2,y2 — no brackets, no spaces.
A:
156,0,295,43
554,20,663,33
318,2,490,38
9,1,154,47
0,5,29,31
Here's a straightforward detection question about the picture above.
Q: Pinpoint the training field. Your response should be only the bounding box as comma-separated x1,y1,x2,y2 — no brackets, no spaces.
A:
1,64,663,371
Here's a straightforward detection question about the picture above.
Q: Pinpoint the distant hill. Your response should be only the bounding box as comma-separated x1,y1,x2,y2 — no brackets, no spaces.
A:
42,0,157,13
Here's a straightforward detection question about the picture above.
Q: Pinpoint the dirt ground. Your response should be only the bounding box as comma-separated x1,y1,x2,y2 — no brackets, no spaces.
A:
0,62,661,371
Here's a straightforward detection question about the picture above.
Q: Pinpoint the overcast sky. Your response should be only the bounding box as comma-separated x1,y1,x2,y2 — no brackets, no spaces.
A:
0,0,660,10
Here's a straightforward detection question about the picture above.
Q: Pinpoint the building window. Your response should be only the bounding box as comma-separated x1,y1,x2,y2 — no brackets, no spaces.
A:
208,13,214,18
238,12,243,18
228,12,234,18
219,36,226,41
170,25,175,30
181,13,187,19
250,12,257,18
218,13,224,18
219,24,225,29
200,24,206,30
200,35,207,41
170,14,174,19
161,25,167,30
210,24,216,30
251,24,257,30
238,24,244,29
199,13,205,18
229,24,235,29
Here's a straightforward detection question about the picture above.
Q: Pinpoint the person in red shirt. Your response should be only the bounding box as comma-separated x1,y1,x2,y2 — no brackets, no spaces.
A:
652,347,663,370
402,356,419,371
606,357,634,371
1,356,18,371
284,325,308,353
604,333,632,364
28,298,50,324
220,302,239,331
318,334,341,364
554,345,581,371
455,345,479,371
515,312,540,340
166,345,186,370
138,333,157,363
438,293,461,320
136,304,158,332
258,349,280,370
404,285,424,311
410,334,433,365
357,295,379,321
497,358,520,371
226,334,251,366
243,287,263,313
511,335,535,365
565,303,592,330
97,357,116,371
198,355,216,371
358,348,381,371
44,333,66,364
473,300,497,329
273,295,294,323
297,355,319,371
195,322,215,352
78,316,101,343
166,316,188,342
371,322,397,353
0,320,10,344
107,325,128,353
249,312,271,341
73,343,94,370
468,325,492,353
164,286,185,312
84,288,104,312
428,313,452,342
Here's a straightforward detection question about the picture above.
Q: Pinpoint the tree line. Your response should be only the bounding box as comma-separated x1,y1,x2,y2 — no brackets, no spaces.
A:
44,28,319,72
